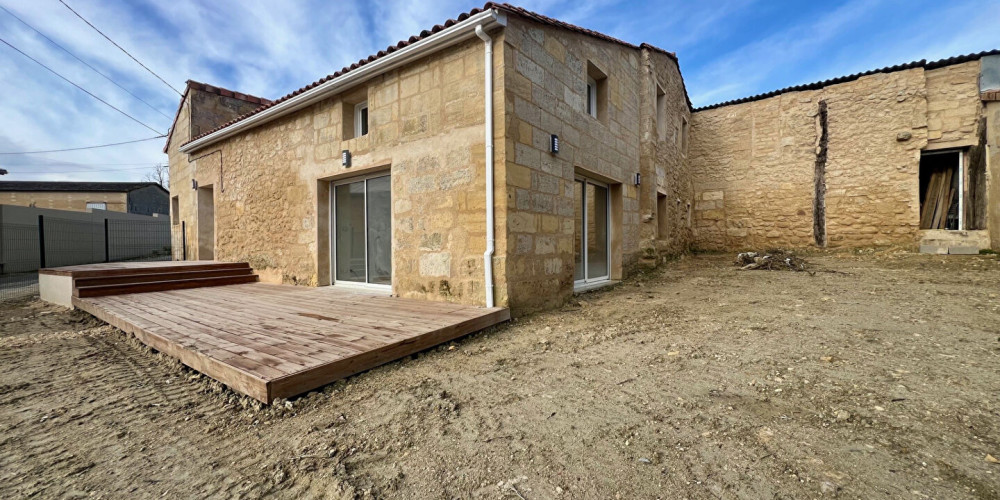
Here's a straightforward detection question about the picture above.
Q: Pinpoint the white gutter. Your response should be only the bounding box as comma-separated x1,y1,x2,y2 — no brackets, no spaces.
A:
475,25,496,309
179,9,506,153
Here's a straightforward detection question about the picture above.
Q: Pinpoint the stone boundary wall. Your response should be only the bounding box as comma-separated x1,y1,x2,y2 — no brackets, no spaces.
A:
688,61,985,251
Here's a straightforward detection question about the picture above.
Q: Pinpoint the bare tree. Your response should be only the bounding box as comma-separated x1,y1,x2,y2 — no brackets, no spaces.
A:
144,163,168,189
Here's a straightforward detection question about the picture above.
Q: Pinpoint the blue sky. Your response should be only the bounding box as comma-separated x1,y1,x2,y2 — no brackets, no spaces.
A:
1,0,997,183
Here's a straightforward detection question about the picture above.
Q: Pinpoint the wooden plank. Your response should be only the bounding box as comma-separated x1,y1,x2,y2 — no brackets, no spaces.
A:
75,275,258,297
74,296,271,402
195,286,447,335
74,268,254,287
268,307,511,401
74,281,510,404
941,187,956,229
165,288,404,348
102,294,313,375
932,169,954,229
919,171,940,228
148,291,381,361
42,261,249,277
218,285,482,328
90,294,295,379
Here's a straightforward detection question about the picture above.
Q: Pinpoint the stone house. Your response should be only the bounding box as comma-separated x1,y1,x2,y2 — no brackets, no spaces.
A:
0,181,169,216
166,2,999,315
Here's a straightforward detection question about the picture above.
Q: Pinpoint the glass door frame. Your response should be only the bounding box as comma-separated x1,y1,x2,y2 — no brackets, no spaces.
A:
574,175,611,289
330,171,392,291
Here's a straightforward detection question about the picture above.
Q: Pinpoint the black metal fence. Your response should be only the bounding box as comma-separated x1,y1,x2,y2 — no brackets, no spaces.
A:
0,223,41,302
0,215,171,302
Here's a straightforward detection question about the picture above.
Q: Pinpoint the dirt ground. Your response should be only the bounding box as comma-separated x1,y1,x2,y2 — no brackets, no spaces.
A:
2,251,999,499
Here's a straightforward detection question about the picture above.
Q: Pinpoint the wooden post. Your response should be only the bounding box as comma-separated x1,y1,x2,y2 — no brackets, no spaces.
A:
37,215,45,269
104,218,110,263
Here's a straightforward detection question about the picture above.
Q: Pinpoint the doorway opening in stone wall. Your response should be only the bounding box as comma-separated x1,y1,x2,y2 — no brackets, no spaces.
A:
331,173,391,291
196,185,215,260
574,176,610,291
918,150,965,230
656,192,668,239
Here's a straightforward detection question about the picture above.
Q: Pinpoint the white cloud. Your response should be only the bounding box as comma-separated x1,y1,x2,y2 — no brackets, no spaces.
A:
1,0,997,183
685,0,1000,107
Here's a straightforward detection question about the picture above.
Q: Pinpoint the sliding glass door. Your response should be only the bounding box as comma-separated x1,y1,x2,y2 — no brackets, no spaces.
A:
574,177,609,286
333,173,391,287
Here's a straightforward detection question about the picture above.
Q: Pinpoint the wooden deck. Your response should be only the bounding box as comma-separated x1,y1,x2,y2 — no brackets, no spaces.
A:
72,282,509,403
40,260,243,276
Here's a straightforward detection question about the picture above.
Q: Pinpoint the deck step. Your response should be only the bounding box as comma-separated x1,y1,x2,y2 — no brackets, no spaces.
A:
56,262,251,279
74,274,259,298
74,268,255,288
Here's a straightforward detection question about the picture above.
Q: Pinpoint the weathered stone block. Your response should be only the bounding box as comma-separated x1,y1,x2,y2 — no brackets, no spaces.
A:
420,252,451,276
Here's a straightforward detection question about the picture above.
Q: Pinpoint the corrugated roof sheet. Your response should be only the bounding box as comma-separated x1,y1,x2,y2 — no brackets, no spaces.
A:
0,181,167,193
695,49,1000,111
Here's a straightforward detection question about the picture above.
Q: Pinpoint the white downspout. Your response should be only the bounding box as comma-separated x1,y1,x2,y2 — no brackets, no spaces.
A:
475,24,495,308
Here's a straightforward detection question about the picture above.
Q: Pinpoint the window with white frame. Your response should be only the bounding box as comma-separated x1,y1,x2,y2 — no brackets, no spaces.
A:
86,202,107,211
585,61,607,121
333,173,391,287
354,101,369,137
573,176,610,287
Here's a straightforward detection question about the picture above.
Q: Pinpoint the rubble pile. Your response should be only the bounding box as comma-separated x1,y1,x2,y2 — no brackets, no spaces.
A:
735,251,807,271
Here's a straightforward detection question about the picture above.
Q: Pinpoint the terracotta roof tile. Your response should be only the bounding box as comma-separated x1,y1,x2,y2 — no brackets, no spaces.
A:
185,80,272,106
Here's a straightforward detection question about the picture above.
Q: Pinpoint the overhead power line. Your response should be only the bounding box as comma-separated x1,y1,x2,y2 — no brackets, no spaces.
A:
0,36,165,135
0,6,174,120
0,5,174,121
2,165,163,174
4,161,164,166
58,0,182,97
0,135,166,155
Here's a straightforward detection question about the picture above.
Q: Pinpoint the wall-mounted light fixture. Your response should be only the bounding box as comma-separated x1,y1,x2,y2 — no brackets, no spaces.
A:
342,150,351,167
191,179,198,190
550,134,559,154
633,173,641,186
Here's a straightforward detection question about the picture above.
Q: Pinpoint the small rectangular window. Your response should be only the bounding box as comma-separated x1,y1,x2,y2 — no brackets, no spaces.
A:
656,85,667,141
355,101,369,137
86,202,107,211
171,196,180,225
680,116,689,155
585,62,607,122
586,77,597,118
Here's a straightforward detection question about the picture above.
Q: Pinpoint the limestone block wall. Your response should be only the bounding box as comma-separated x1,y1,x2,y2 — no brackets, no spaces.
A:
502,17,649,313
689,90,821,249
987,100,1000,250
0,191,127,213
925,61,982,149
689,67,951,250
173,36,507,306
642,49,693,259
190,90,262,142
169,87,278,260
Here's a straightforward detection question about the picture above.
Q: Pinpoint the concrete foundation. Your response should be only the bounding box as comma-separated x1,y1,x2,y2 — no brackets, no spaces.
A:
39,274,73,309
